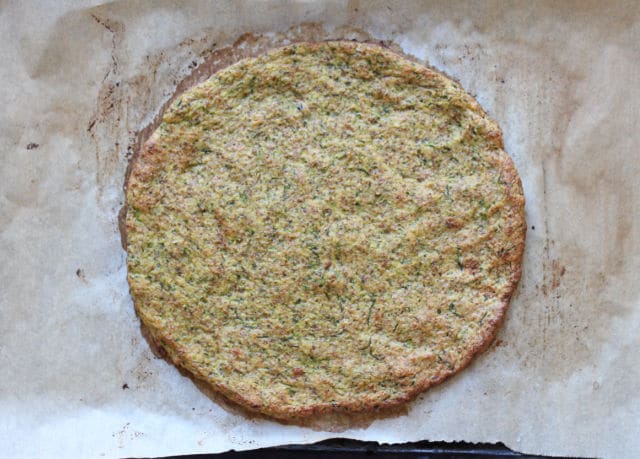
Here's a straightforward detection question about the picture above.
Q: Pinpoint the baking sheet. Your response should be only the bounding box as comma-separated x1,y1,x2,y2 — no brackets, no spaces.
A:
1,1,639,458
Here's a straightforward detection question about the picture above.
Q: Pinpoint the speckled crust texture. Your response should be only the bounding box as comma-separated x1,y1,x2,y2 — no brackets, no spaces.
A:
126,40,526,421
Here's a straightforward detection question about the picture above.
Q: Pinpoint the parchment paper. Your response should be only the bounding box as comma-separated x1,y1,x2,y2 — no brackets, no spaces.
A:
2,1,639,458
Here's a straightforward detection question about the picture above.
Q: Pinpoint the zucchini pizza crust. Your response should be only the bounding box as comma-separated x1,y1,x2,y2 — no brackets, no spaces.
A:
125,41,525,421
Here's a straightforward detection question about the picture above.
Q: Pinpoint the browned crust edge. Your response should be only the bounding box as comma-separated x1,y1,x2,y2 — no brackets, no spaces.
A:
126,40,526,422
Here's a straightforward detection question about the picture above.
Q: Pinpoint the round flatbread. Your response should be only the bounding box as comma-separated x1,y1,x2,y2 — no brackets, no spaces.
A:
126,41,525,420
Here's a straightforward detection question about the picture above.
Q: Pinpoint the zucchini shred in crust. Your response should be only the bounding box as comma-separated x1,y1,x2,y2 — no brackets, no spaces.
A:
125,41,525,420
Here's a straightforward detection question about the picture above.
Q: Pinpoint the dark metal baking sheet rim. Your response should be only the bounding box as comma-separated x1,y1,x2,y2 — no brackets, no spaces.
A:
128,438,596,459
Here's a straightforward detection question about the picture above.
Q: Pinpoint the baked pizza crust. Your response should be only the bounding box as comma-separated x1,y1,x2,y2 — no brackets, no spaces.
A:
125,41,525,420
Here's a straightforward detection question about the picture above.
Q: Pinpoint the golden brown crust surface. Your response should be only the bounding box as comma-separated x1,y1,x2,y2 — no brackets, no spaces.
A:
126,41,525,420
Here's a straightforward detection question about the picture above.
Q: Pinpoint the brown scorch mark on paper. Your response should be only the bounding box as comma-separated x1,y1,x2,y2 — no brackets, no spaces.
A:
85,11,127,204
541,258,566,296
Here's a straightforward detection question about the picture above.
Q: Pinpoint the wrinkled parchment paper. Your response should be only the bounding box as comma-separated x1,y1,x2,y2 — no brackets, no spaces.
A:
2,1,639,458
